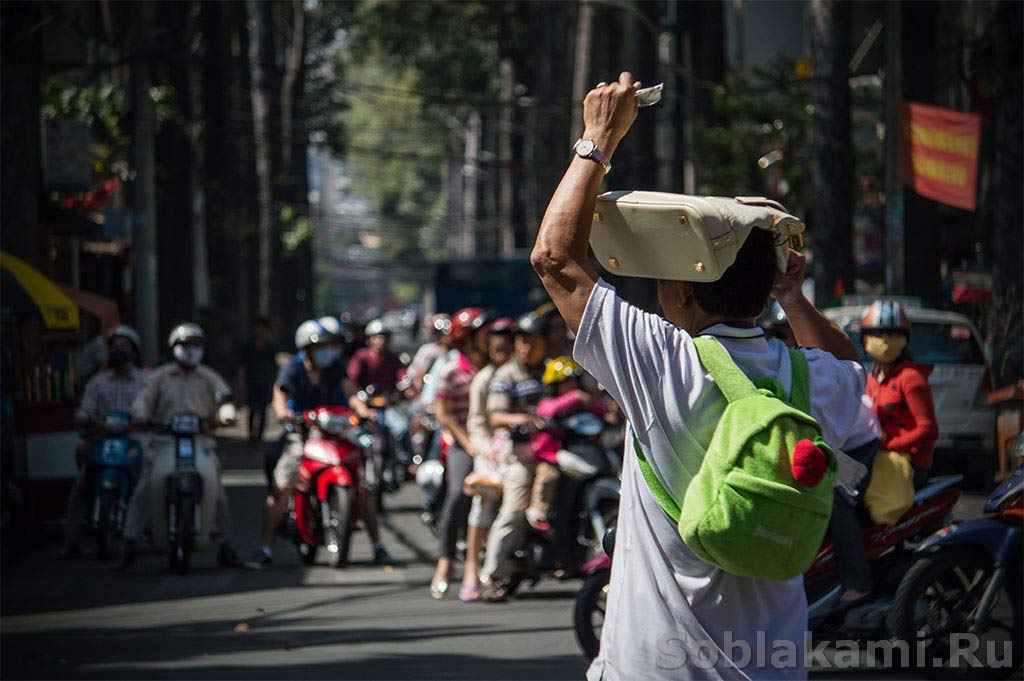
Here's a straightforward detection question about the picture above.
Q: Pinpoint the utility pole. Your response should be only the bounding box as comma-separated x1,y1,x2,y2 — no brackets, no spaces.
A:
462,111,481,257
130,1,159,365
680,30,696,194
656,0,678,191
248,0,273,318
571,0,594,143
883,1,904,294
499,58,515,256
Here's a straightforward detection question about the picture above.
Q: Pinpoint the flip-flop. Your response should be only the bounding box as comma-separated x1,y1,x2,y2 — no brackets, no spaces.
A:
430,580,449,600
458,583,481,603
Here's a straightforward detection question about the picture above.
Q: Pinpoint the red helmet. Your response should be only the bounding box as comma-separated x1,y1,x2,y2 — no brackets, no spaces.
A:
489,317,515,334
449,307,490,348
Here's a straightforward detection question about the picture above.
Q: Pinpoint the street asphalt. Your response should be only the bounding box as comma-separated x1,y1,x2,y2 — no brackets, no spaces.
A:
0,415,995,680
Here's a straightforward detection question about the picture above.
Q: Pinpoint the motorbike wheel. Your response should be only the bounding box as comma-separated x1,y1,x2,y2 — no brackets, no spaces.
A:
329,485,354,568
890,548,1023,679
295,540,317,566
574,568,610,661
95,488,118,561
175,493,194,575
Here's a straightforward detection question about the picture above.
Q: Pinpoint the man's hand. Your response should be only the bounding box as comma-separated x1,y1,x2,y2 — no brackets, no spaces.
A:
582,71,641,155
771,248,807,307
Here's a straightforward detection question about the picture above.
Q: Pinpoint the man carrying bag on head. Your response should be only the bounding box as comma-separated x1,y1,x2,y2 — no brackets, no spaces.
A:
531,72,872,680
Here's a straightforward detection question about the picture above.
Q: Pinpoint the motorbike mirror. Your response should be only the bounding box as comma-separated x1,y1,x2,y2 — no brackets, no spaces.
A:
602,526,617,558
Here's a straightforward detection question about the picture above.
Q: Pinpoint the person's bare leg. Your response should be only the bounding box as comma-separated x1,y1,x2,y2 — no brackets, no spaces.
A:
261,488,291,549
360,490,381,544
462,524,487,586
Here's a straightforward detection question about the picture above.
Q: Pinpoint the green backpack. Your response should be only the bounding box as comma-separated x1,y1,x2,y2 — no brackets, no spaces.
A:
636,337,836,580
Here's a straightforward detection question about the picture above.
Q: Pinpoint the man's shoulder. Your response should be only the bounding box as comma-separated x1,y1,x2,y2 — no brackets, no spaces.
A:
148,363,179,380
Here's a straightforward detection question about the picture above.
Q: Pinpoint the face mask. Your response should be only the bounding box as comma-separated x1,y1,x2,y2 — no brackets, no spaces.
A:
174,344,204,367
312,347,338,368
863,333,907,364
109,349,133,367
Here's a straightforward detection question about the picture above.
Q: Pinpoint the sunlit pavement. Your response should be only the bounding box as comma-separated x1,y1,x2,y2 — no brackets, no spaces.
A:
0,416,992,680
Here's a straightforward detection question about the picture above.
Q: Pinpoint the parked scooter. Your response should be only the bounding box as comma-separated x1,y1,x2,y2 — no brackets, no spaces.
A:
148,413,221,574
503,411,621,596
574,474,967,661
82,410,143,559
291,406,373,567
888,464,1022,679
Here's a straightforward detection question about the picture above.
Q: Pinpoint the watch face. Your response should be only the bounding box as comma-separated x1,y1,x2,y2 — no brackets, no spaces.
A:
575,139,596,156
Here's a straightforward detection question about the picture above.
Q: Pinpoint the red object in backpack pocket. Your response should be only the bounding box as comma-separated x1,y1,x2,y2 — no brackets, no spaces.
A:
791,439,827,487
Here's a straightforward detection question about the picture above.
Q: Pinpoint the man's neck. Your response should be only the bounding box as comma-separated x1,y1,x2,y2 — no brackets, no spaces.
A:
113,365,133,377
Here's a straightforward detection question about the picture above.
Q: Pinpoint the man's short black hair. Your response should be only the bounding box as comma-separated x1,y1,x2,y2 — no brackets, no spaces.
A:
691,228,777,319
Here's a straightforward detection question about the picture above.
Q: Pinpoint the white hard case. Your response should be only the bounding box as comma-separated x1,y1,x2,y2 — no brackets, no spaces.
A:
589,191,805,282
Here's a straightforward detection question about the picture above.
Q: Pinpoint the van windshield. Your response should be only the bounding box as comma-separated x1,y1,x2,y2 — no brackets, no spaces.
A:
846,322,985,365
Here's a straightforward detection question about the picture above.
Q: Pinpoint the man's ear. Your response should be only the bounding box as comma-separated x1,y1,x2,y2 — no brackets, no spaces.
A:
676,282,695,310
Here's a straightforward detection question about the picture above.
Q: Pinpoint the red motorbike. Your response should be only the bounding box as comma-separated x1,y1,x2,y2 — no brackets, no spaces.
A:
291,406,373,568
574,474,964,660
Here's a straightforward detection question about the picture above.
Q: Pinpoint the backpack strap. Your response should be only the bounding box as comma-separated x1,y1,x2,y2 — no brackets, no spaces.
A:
787,348,811,414
692,337,759,404
633,435,681,522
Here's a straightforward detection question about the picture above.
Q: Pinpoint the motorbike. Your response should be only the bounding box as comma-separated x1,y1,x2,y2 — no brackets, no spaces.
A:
574,473,967,661
887,464,1022,679
356,385,410,503
503,411,621,597
148,412,221,575
291,405,374,567
82,410,143,559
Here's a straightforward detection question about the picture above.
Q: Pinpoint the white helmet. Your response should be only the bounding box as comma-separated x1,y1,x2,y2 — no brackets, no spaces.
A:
317,316,344,338
294,318,337,351
364,318,391,337
167,322,205,348
108,325,142,352
415,459,445,497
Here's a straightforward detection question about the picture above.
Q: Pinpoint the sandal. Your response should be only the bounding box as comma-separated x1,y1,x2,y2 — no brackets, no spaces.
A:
430,580,449,600
481,582,509,603
458,583,481,603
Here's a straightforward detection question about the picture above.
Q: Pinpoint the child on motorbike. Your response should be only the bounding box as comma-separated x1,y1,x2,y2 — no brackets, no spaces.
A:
524,356,607,531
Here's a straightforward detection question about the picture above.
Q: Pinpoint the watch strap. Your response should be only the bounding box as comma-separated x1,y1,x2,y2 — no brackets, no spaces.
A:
573,138,612,174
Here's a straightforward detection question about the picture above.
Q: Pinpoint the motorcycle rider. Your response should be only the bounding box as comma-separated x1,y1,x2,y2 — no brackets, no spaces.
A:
428,308,491,600
58,326,149,559
244,318,396,568
407,314,451,392
114,323,241,570
345,319,411,463
480,312,549,602
824,301,939,603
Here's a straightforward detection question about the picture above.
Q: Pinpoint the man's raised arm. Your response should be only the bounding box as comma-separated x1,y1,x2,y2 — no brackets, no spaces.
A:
531,72,641,334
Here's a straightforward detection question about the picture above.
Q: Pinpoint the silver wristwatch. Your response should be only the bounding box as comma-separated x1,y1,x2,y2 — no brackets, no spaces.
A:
573,139,612,174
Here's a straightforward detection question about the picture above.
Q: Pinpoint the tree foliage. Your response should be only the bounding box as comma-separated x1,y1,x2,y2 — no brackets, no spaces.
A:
695,57,813,217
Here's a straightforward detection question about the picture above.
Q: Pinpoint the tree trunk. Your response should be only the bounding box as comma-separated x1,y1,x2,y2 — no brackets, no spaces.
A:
0,2,42,265
810,0,853,307
989,1,1023,386
247,0,275,318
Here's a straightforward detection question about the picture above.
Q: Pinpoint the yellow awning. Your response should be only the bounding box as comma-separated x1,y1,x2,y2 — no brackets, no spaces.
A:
1,251,79,329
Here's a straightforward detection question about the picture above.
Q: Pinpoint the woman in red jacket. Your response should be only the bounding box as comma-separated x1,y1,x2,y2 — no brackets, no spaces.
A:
861,300,939,489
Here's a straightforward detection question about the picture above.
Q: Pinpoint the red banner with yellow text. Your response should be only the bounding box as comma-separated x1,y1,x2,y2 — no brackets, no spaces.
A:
902,102,981,211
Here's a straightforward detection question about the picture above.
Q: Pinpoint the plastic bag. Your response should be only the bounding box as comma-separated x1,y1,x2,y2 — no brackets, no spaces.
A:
864,450,915,526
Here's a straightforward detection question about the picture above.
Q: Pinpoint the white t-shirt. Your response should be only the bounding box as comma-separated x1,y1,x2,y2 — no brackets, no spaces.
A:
574,279,869,681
